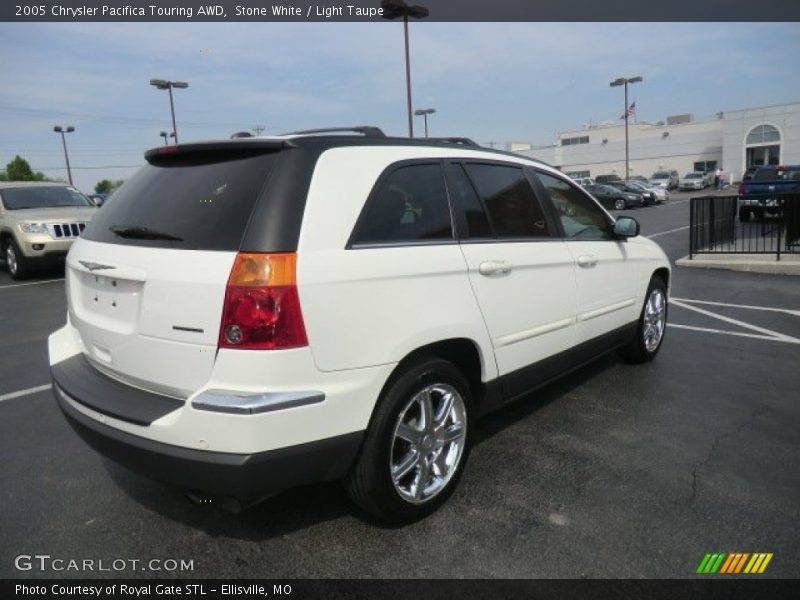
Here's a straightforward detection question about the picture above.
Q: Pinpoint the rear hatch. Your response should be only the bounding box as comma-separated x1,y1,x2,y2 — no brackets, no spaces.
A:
67,143,284,398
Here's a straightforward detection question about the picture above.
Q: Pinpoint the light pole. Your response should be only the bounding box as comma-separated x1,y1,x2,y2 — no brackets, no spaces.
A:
53,126,75,186
610,76,642,180
150,79,189,144
159,131,175,145
381,0,429,138
414,108,436,137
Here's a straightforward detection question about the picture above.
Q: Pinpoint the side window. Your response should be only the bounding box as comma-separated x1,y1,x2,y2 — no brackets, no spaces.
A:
446,163,492,238
353,163,453,245
536,172,614,240
464,163,552,238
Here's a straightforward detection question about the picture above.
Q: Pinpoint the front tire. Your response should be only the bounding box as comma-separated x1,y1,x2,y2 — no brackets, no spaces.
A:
614,198,627,211
619,276,668,363
345,358,472,524
4,238,32,281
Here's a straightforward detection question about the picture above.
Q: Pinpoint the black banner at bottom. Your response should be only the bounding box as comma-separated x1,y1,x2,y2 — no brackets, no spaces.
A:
3,579,799,600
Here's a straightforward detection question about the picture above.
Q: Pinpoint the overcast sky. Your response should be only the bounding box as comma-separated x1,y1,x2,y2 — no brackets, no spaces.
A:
1,22,799,192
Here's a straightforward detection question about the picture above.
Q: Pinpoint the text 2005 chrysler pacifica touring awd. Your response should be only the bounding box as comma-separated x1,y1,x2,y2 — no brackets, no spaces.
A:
49,128,670,523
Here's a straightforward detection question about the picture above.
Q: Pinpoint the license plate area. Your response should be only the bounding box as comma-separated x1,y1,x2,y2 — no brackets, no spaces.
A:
72,270,143,334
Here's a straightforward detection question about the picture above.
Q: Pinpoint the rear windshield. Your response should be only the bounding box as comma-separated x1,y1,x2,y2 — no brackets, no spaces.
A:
652,172,670,179
753,168,800,182
1,186,92,210
82,150,280,251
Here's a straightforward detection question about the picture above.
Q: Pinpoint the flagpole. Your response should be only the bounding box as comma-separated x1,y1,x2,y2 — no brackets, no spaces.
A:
610,76,642,182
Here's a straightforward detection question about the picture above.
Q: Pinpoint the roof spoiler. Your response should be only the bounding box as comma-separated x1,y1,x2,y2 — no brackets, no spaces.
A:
144,139,292,162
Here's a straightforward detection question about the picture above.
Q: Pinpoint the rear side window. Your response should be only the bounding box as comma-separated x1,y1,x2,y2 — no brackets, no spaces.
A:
81,151,280,251
446,163,492,239
352,163,453,245
464,163,551,238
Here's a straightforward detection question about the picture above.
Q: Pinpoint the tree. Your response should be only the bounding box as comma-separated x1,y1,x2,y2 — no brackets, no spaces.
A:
95,179,125,194
1,155,48,182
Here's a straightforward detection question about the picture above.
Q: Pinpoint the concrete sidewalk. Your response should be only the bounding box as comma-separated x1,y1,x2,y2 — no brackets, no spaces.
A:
676,253,800,275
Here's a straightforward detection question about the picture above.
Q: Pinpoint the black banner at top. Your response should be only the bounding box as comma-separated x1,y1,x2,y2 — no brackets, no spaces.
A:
3,0,800,22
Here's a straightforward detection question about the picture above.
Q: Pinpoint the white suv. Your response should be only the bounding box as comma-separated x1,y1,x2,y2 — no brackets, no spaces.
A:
48,129,670,523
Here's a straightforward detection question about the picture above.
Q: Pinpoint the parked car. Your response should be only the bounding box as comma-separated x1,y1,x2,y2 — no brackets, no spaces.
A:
649,170,679,190
606,181,657,205
742,165,759,183
738,164,800,222
625,180,668,204
0,182,97,280
627,175,649,183
48,128,670,523
679,172,707,191
572,177,595,187
595,174,622,184
585,183,645,210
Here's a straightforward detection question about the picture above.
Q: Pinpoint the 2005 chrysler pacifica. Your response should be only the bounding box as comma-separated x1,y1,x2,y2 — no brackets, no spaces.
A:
49,128,670,523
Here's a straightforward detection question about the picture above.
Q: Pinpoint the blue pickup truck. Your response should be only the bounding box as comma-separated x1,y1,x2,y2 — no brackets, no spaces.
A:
738,165,800,221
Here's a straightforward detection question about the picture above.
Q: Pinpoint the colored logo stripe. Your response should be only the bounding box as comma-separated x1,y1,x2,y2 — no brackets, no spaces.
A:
697,552,773,574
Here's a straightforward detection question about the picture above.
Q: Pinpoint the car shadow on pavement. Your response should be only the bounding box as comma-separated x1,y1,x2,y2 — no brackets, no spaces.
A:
103,351,621,539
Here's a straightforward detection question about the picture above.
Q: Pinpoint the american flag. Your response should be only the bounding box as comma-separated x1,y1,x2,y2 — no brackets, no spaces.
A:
620,101,636,119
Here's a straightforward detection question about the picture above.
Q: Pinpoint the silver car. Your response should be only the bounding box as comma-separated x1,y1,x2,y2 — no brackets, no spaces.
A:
679,172,707,191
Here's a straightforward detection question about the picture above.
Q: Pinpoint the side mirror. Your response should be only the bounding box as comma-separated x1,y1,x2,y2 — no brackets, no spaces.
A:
613,216,640,239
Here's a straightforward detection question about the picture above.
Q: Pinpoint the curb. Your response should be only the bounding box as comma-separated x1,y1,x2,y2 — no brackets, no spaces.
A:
675,254,800,276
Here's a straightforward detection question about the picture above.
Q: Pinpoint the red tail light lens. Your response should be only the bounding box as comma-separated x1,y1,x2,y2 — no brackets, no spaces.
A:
219,253,308,350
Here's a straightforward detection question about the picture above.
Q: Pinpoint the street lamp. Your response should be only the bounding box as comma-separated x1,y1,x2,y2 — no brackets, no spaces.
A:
150,79,189,144
159,131,176,145
414,108,436,137
381,0,429,138
53,126,75,186
610,76,642,180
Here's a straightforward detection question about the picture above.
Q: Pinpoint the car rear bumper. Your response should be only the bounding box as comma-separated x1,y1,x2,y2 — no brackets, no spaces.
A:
52,379,363,499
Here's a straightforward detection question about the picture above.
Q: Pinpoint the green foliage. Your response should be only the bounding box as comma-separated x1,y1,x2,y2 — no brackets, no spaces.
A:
94,179,125,194
1,156,48,182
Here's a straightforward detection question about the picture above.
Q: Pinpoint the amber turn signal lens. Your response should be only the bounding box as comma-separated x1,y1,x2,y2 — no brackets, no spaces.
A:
228,253,297,287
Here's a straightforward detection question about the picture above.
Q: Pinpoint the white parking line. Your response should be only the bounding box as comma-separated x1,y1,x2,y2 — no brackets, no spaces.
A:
669,323,800,344
646,225,690,238
0,384,52,403
0,279,64,290
671,299,800,345
672,297,800,318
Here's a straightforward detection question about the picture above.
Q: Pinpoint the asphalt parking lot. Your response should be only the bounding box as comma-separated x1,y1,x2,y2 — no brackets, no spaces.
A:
1,193,798,579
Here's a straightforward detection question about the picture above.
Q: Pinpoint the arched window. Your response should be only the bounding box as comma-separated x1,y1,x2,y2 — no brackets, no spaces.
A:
746,124,780,145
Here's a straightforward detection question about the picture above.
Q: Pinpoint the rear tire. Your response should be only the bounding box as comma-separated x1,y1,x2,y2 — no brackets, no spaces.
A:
3,238,32,281
614,198,627,211
619,275,668,364
345,358,472,524
738,208,751,223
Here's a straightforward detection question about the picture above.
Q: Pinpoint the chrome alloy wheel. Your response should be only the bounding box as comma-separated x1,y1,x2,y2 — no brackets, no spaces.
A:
390,383,467,505
643,288,667,352
6,244,18,276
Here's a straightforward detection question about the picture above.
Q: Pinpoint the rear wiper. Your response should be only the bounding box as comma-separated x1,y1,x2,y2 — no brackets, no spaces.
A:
109,225,183,241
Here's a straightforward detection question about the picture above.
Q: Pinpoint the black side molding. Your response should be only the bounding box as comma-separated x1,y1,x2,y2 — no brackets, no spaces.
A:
51,354,183,426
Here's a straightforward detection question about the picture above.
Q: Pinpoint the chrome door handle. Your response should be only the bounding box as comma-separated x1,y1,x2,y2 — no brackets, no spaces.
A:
478,260,512,276
577,255,598,268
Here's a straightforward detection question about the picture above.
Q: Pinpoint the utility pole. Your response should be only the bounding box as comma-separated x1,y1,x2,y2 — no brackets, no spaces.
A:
53,126,75,186
610,76,643,180
252,124,266,135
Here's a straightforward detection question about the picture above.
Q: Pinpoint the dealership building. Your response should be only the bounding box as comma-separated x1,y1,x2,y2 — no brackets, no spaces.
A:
514,101,800,183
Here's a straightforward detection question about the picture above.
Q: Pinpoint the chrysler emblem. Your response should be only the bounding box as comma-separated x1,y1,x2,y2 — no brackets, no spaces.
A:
78,260,115,272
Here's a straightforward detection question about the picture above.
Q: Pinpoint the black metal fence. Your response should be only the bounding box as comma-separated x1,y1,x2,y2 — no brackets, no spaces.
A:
689,193,800,260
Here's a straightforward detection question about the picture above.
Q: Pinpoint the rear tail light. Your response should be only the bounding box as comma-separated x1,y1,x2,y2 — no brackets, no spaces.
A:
219,253,308,350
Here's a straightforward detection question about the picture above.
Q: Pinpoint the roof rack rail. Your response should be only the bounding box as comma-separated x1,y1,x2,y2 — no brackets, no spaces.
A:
425,137,480,147
281,126,387,138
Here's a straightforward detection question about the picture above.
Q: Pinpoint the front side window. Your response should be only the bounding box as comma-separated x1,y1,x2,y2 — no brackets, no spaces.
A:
536,172,613,240
353,163,453,245
464,163,551,238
